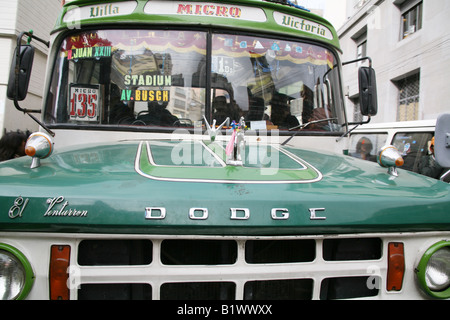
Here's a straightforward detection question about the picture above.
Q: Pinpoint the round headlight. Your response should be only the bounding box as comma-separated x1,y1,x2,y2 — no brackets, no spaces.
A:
0,244,34,300
416,241,450,299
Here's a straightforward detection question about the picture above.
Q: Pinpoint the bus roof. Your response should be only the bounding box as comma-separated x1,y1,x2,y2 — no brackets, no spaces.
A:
55,0,341,51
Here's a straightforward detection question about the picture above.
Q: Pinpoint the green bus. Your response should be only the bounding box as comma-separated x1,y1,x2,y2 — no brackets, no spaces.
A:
1,0,449,300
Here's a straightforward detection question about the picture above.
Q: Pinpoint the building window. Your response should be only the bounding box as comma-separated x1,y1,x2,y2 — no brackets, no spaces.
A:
401,1,423,39
352,27,367,65
357,40,367,60
353,0,370,11
395,73,420,121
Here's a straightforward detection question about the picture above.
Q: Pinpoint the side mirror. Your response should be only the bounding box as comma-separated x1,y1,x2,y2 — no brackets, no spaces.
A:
5,31,55,137
7,44,35,101
358,66,378,117
434,113,450,168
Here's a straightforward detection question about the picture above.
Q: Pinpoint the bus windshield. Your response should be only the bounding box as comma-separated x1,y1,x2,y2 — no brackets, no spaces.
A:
45,29,345,132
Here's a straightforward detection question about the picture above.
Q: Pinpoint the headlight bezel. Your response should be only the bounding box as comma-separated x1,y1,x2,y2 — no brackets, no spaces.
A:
0,243,35,300
416,240,450,299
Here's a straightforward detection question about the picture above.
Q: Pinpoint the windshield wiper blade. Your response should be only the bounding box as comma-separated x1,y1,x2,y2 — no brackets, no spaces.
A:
281,118,337,146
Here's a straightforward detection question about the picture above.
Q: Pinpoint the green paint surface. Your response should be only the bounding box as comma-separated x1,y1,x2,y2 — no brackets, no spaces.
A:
0,140,449,236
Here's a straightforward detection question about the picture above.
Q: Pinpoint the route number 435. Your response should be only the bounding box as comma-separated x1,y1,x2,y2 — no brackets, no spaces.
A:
69,85,100,122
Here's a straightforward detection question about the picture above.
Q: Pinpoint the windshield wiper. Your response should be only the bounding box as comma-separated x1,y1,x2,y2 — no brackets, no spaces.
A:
281,118,337,146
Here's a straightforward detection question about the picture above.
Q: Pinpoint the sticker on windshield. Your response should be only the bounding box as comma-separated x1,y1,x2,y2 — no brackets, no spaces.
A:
121,89,170,102
212,56,235,75
69,84,100,122
124,74,172,87
67,46,112,60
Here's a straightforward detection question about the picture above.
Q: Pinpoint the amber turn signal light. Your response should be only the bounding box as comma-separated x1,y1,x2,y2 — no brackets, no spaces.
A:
49,245,71,300
387,242,405,291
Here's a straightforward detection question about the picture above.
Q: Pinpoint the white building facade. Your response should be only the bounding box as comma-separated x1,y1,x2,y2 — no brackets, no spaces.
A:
338,0,450,123
0,0,61,136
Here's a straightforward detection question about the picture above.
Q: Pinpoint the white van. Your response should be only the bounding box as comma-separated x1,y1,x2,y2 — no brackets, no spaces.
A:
348,120,449,181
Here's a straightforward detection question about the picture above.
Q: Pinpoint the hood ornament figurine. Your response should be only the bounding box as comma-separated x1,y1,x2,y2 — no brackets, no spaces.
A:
203,116,229,142
226,117,247,166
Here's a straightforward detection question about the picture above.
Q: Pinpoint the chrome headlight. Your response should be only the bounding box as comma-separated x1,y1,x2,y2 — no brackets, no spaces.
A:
416,241,450,299
0,244,34,300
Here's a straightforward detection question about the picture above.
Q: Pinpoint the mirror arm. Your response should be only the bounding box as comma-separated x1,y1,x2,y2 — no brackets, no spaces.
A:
12,97,41,114
336,116,372,142
347,115,372,127
342,56,372,67
13,31,54,137
13,97,55,137
27,112,55,137
18,30,50,48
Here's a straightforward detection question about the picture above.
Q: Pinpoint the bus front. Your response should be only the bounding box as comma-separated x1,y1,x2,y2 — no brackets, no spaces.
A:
1,0,449,300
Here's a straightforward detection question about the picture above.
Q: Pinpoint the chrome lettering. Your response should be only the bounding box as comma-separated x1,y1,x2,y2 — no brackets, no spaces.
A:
271,208,289,220
230,208,250,220
189,208,208,220
44,196,88,217
143,207,327,221
8,197,29,219
145,207,166,220
309,208,326,220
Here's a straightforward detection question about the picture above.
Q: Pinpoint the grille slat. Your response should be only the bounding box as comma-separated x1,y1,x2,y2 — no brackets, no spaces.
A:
78,240,152,266
246,240,315,264
161,282,236,300
161,240,237,265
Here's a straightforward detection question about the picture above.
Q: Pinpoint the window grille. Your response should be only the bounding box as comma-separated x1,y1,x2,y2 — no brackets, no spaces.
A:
396,73,420,121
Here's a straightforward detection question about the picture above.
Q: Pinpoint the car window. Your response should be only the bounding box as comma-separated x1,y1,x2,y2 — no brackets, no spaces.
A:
349,133,388,163
392,132,433,173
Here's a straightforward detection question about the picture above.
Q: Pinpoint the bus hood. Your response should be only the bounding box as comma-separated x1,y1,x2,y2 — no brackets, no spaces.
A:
0,140,449,235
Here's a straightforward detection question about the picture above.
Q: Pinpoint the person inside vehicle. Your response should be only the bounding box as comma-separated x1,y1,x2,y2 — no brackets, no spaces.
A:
418,137,447,179
0,130,31,161
137,101,179,127
355,137,375,161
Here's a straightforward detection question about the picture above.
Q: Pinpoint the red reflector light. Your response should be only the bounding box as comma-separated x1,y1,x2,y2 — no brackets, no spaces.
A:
387,242,405,291
50,245,71,300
